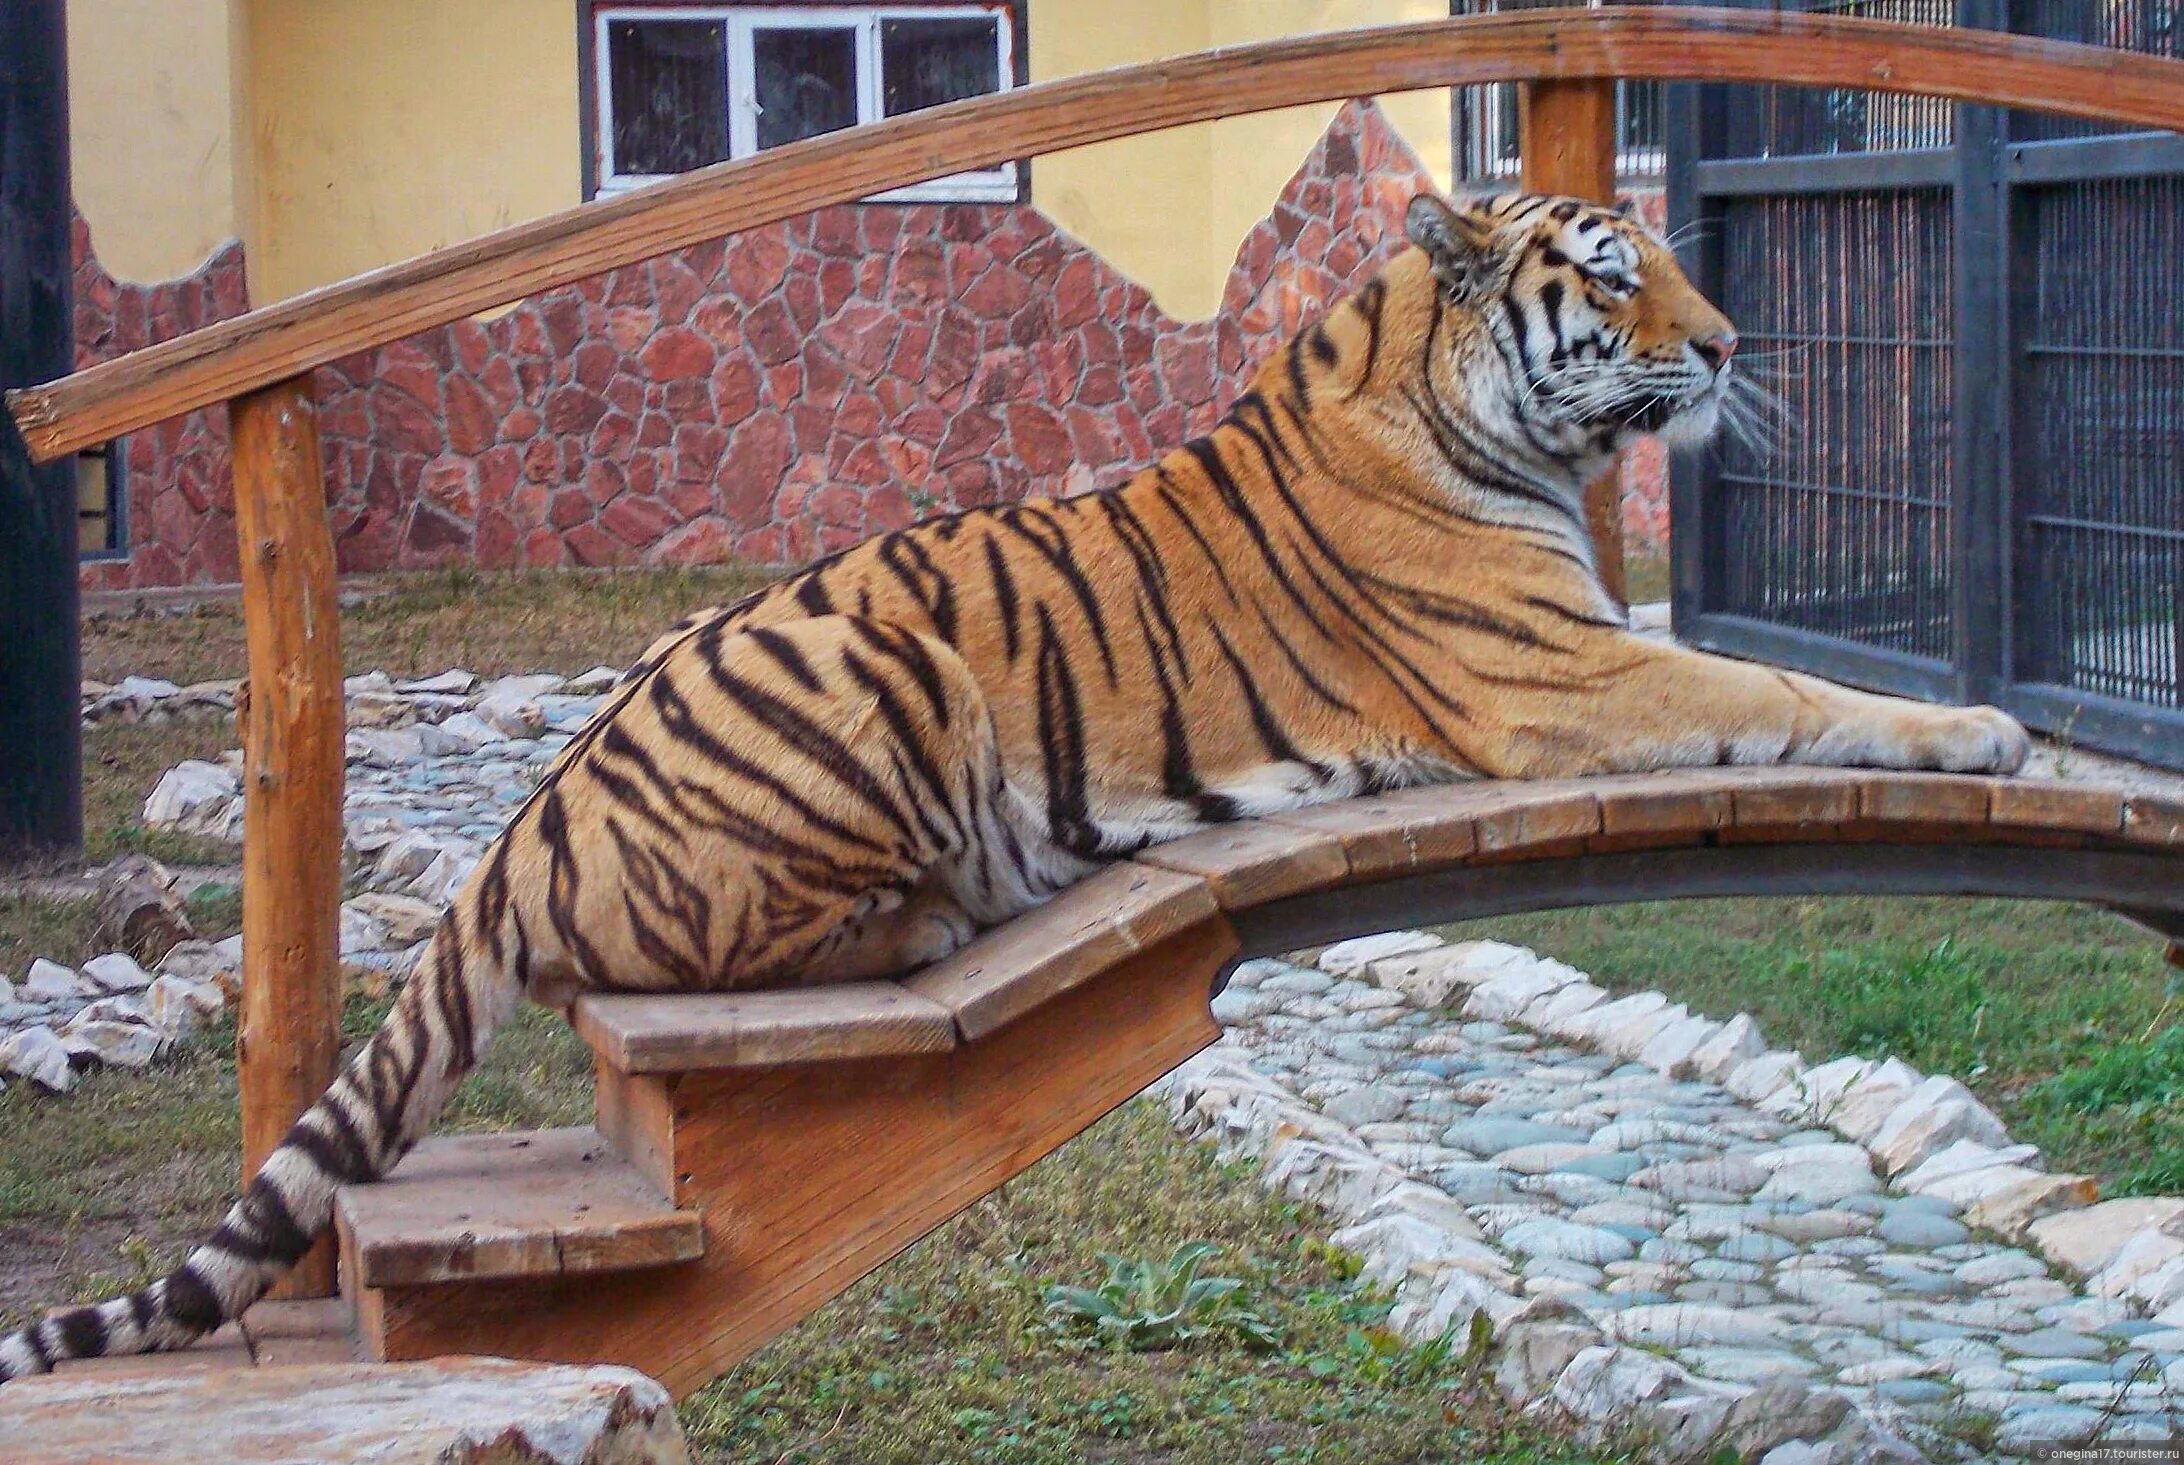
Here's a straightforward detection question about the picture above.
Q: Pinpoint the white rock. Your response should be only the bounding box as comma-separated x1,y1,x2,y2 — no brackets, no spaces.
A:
1827,1063,1922,1143
1552,1344,1691,1422
2089,1230,2184,1300
1565,991,1669,1045
0,1026,73,1090
1604,1001,1695,1061
1752,1143,1872,1174
421,713,501,754
475,697,546,740
1330,1213,1509,1290
1762,1055,1875,1120
484,673,567,702
344,892,446,946
1318,930,1441,975
1466,959,1580,1022
1639,1014,1720,1075
1912,1163,2046,1208
142,760,241,836
1525,981,1609,1031
345,727,426,768
1726,1050,1804,1103
338,902,393,956
66,995,150,1028
395,669,477,695
1679,1012,1765,1081
563,665,623,695
1759,1445,1842,1465
375,831,445,884
81,952,155,995
1388,1264,1512,1343
343,671,396,697
59,1019,166,1069
2031,1198,2184,1276
1608,1303,1783,1350
1368,939,1530,1006
1868,1078,2009,1176
0,975,14,1005
144,974,228,1037
21,958,87,1002
408,847,479,904
157,940,237,988
1898,1140,2040,1192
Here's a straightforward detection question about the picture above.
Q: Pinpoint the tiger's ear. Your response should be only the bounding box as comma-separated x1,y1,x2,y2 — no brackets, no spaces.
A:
1405,194,1499,301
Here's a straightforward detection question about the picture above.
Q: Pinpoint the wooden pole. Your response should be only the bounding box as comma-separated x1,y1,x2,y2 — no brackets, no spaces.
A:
0,0,82,864
230,377,344,1298
1520,77,1629,606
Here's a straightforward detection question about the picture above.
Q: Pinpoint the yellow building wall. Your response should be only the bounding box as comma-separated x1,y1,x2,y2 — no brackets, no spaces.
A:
1030,0,1451,320
245,0,582,304
67,0,241,283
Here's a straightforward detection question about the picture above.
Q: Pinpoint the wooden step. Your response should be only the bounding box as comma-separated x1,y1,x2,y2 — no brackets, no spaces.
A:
335,1127,702,1289
574,981,956,1074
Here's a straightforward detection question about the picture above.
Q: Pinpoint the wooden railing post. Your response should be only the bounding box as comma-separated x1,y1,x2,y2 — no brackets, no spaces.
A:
1520,77,1629,606
230,377,344,1299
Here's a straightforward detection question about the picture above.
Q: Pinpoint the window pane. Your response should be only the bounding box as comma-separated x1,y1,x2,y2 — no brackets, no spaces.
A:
609,20,728,175
880,17,1000,117
753,27,859,150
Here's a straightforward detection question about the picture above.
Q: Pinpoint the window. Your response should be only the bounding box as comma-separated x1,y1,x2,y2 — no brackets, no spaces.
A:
77,442,125,561
1449,0,1664,185
589,5,1021,203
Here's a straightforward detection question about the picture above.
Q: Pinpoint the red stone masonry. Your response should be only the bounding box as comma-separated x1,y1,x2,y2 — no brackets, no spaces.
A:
73,102,1669,589
71,211,251,590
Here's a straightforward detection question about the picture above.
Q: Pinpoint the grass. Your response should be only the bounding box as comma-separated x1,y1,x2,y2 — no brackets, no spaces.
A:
1623,548,1670,605
82,565,776,687
1439,896,2182,1194
0,1003,1629,1465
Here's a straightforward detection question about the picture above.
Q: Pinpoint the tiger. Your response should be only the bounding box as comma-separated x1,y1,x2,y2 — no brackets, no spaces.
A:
0,190,2029,1379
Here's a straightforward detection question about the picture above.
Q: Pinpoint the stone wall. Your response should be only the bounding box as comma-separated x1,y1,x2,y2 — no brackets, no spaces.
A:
74,102,1672,590
71,211,251,591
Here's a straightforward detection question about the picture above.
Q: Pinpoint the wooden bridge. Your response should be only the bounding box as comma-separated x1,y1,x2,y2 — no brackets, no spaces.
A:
8,4,2184,1417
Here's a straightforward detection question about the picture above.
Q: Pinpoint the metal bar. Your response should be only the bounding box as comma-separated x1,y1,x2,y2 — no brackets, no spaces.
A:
1999,680,2184,771
1232,844,2184,959
1955,0,2009,707
1679,612,1963,702
2020,342,2184,360
2022,513,2184,544
1717,474,1950,510
1695,148,1956,196
0,0,80,863
1666,69,1726,637
2009,132,2184,184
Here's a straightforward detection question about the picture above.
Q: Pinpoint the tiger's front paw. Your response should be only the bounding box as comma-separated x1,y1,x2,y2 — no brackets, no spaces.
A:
1903,705,2032,775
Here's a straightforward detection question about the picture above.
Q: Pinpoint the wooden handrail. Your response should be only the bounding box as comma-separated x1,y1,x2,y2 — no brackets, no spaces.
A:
12,5,2184,463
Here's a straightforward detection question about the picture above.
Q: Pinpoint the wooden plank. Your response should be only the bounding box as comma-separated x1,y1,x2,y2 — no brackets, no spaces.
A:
14,11,2184,463
231,377,344,1302
335,1127,703,1289
574,982,956,1075
2123,795,2184,847
238,1299,358,1369
907,863,1221,1040
1720,767,1865,833
1470,784,1605,855
1989,781,2124,836
355,921,1238,1396
1594,779,1736,838
1259,786,1483,881
1136,820,1350,910
1855,772,1996,830
1520,74,1624,602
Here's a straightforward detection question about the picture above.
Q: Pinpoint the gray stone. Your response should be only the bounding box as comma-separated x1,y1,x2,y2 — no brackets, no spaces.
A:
1441,1117,1588,1154
1502,1219,1636,1265
1873,1209,1968,1248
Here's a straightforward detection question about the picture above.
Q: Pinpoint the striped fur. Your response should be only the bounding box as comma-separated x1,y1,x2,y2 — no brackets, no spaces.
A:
0,192,2028,1379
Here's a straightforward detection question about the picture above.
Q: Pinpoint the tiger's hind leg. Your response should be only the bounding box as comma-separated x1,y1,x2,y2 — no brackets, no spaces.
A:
528,614,1055,996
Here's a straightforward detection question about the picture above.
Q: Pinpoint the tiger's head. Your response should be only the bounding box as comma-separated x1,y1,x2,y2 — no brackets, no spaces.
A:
1397,191,1738,471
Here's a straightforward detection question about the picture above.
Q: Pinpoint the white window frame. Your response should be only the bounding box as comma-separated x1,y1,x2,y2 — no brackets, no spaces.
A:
593,3,1019,203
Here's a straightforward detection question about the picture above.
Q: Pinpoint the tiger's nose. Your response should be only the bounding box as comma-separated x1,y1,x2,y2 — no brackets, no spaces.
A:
1693,332,1738,373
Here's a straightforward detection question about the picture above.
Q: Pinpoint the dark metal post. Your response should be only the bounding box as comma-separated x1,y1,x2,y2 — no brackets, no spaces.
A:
0,0,81,864
1953,0,2010,707
1665,74,1729,636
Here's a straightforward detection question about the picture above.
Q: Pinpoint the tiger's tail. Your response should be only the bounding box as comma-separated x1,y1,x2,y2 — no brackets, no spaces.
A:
0,889,522,1381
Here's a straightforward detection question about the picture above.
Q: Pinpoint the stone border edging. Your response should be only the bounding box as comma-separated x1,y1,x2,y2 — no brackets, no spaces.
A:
1154,931,2184,1462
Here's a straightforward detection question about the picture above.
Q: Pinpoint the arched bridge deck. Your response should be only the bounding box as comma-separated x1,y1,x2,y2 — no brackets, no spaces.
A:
318,769,2184,1397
